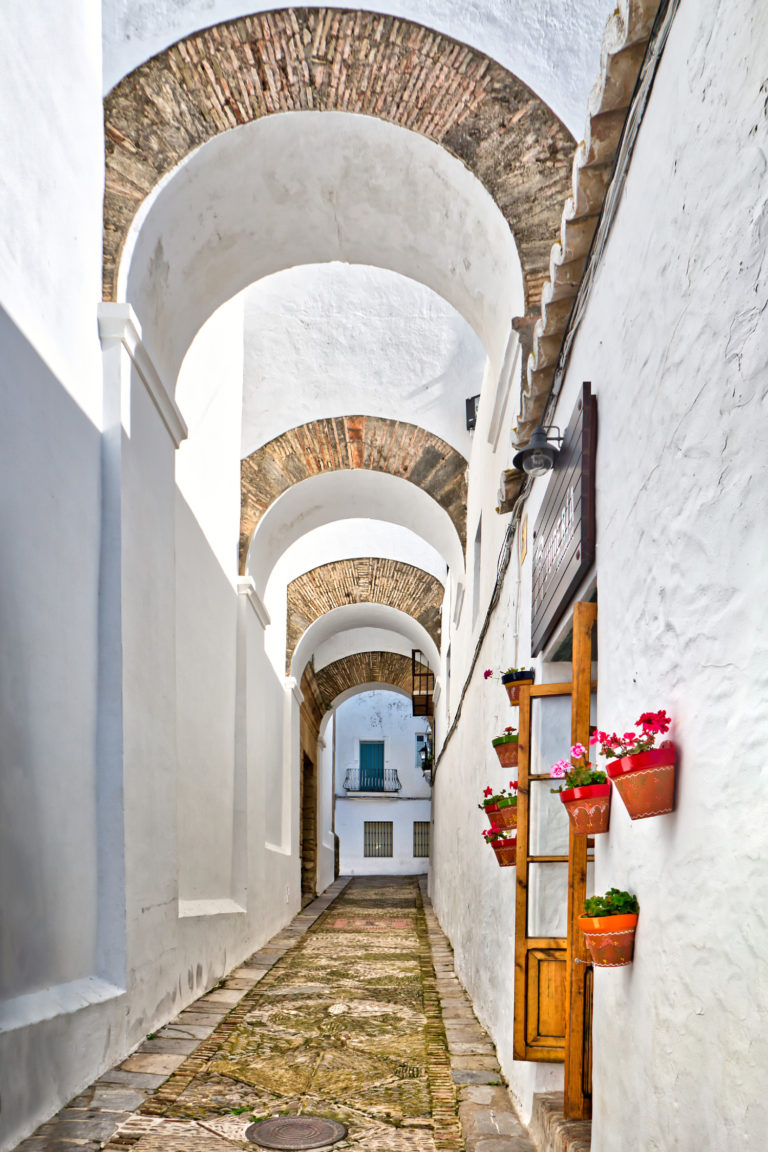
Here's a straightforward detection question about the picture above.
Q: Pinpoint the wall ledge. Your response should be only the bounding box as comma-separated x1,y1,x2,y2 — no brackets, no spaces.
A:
237,576,271,628
98,302,188,448
0,977,125,1034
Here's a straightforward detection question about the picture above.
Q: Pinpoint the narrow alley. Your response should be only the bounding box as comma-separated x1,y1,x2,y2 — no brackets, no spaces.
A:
14,878,565,1152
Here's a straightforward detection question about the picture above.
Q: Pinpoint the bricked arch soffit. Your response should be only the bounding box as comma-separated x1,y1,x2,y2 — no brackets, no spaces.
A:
311,651,426,712
240,415,468,575
103,8,574,316
286,557,443,671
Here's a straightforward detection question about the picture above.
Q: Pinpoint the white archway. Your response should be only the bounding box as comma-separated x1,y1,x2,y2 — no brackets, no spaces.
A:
290,604,440,680
252,472,461,600
314,629,416,671
121,111,523,385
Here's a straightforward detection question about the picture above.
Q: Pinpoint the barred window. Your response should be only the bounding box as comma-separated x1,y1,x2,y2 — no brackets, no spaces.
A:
364,821,393,858
413,821,430,858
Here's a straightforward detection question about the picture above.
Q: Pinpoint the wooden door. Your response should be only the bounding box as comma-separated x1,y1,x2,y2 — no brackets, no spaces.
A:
513,602,596,1112
513,680,571,1062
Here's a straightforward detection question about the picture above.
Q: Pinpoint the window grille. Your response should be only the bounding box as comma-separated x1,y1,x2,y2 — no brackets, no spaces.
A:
413,821,430,858
364,821,393,858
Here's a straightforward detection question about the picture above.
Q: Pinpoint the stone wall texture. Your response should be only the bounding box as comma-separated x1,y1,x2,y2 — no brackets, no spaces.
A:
287,557,443,670
240,415,468,572
313,650,425,710
103,7,574,312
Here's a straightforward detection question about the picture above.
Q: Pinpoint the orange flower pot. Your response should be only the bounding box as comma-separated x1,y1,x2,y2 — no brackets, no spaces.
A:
491,803,518,831
490,838,517,867
578,913,638,967
606,747,676,819
492,737,519,769
559,783,611,835
502,672,534,706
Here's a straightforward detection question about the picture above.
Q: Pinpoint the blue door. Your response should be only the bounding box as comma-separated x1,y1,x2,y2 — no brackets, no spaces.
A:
360,741,385,791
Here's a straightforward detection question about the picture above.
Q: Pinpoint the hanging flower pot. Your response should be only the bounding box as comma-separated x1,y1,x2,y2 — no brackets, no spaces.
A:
481,826,516,867
478,783,518,829
549,745,610,834
559,783,611,835
578,913,638,967
492,796,518,831
492,728,519,768
578,889,639,967
591,710,675,820
606,747,676,819
490,838,517,867
501,668,535,706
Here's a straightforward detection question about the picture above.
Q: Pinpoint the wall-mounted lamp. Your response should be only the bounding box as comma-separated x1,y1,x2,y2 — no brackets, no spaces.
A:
511,425,563,477
420,734,434,784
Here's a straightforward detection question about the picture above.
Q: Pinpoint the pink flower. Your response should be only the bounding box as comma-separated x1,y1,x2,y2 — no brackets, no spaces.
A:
570,743,587,759
484,669,494,680
550,760,569,778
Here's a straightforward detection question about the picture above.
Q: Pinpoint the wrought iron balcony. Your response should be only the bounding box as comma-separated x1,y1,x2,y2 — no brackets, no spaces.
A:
343,767,402,793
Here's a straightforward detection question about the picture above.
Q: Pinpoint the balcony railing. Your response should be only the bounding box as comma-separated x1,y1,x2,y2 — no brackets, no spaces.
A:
343,767,402,793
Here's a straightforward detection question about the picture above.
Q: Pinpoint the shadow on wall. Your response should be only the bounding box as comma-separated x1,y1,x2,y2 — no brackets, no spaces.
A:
0,305,104,1003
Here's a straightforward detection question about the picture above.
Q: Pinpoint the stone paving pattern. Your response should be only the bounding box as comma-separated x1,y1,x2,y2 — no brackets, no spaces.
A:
13,876,546,1152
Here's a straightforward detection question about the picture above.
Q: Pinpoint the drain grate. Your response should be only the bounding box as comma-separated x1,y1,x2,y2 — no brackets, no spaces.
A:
245,1116,347,1149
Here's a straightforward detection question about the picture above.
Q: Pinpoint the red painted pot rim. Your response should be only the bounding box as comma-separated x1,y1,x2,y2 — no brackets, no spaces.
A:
559,783,611,803
606,746,676,779
484,802,500,812
490,837,517,848
578,913,638,932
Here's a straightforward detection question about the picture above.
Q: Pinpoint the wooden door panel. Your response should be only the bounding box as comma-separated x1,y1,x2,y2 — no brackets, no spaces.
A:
526,946,567,1051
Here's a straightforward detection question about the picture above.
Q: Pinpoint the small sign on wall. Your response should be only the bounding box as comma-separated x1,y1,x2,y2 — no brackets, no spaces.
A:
531,382,597,654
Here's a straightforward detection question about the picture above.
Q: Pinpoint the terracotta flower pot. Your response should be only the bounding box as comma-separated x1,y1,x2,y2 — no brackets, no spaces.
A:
501,671,535,706
578,913,638,967
491,802,518,831
483,802,500,824
492,737,519,768
559,783,611,835
606,746,676,819
490,838,517,867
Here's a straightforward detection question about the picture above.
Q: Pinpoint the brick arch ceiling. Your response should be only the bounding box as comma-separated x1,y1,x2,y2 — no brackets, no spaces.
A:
239,415,467,573
312,651,427,711
287,558,443,671
103,8,574,312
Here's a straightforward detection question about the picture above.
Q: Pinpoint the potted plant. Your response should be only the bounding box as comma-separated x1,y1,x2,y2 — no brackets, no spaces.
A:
481,825,517,868
591,710,675,820
492,726,519,768
484,666,535,706
478,781,518,830
550,743,610,834
578,888,639,967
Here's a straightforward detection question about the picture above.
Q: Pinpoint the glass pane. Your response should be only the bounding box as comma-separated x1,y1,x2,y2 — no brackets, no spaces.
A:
529,694,572,776
527,863,568,937
529,693,572,856
530,777,569,856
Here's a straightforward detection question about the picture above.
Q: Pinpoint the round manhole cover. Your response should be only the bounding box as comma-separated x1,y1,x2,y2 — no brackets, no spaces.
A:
245,1116,347,1150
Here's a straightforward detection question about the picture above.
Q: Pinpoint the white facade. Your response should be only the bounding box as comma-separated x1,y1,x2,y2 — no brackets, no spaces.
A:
334,691,432,876
2,1,768,1150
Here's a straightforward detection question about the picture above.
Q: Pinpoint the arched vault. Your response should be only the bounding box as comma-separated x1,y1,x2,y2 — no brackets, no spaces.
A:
104,8,573,315
241,417,467,574
313,651,427,712
291,603,440,679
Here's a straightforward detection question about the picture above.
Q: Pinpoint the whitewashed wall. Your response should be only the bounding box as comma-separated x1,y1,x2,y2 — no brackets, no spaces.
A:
432,0,768,1142
335,691,432,875
0,5,115,1147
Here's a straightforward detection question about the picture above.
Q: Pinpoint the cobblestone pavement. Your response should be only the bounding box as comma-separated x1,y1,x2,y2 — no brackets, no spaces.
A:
14,877,537,1152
